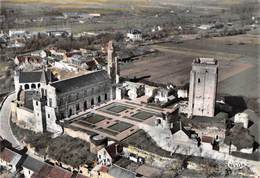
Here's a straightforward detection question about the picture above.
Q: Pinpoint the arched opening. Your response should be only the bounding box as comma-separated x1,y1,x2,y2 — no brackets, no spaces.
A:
69,108,73,117
31,83,36,89
84,101,87,110
98,96,101,103
38,83,41,88
105,93,108,100
198,78,200,83
24,84,29,90
91,98,94,106
76,103,80,111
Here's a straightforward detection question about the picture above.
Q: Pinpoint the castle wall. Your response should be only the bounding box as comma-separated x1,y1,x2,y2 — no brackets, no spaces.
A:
16,107,40,132
64,128,91,142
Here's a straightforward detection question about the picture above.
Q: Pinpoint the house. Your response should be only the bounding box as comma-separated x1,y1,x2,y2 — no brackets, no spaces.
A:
48,48,67,57
22,156,46,178
123,81,145,100
225,125,255,154
31,50,48,58
144,85,157,98
170,121,198,146
126,29,142,42
14,55,43,66
0,147,23,173
97,143,123,166
201,136,213,150
9,30,26,38
154,87,175,104
47,30,70,37
22,156,74,178
108,165,136,178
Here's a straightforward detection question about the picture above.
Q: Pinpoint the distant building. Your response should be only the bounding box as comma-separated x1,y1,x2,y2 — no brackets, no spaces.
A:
126,29,142,42
188,58,218,117
47,30,70,37
97,143,122,166
122,81,145,100
0,147,23,173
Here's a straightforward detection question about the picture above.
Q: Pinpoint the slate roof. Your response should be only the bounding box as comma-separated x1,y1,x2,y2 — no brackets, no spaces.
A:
225,125,254,150
19,70,55,84
19,71,42,83
108,165,136,178
50,70,110,93
22,156,45,173
170,121,191,137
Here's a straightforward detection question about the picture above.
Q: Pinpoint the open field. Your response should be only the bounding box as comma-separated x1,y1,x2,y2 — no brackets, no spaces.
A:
121,33,258,97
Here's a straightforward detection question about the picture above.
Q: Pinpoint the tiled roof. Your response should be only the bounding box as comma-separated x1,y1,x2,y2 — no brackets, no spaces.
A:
202,136,213,143
48,166,73,178
0,148,15,162
76,174,90,178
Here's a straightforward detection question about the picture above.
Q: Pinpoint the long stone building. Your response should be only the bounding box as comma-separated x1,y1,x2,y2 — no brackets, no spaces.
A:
188,58,218,118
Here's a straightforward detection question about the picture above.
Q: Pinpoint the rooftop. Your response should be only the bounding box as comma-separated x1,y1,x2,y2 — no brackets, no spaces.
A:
0,147,22,163
193,58,217,65
22,156,45,172
50,70,110,93
108,165,136,178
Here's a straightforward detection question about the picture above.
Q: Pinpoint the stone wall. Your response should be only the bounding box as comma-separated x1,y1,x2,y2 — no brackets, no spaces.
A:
64,128,91,142
16,107,38,132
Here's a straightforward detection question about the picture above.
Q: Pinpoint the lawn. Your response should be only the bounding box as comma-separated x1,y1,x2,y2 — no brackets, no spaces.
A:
107,105,129,113
131,111,154,120
84,114,106,124
108,121,133,132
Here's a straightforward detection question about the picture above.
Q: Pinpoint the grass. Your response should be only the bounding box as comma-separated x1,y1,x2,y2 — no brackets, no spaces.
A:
97,127,118,136
131,111,154,120
84,114,106,124
108,121,133,132
11,121,96,167
107,105,129,113
99,103,132,114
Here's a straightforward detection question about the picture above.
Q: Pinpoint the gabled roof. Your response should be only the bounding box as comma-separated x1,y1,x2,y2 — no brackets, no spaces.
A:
50,70,110,94
22,156,45,172
170,121,191,137
105,143,122,159
19,69,55,84
19,71,42,83
0,148,22,165
108,165,136,178
47,166,73,178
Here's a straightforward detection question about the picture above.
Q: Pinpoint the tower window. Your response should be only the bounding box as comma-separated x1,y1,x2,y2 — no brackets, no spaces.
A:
198,78,200,83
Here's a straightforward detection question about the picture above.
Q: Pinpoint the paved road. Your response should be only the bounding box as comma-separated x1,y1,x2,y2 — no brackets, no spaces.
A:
0,93,21,148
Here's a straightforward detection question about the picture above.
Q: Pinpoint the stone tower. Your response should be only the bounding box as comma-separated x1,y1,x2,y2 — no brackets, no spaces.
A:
188,58,218,118
107,40,120,84
32,96,46,132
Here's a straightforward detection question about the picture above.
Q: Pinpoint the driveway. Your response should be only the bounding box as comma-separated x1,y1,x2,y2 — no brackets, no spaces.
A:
0,93,21,148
